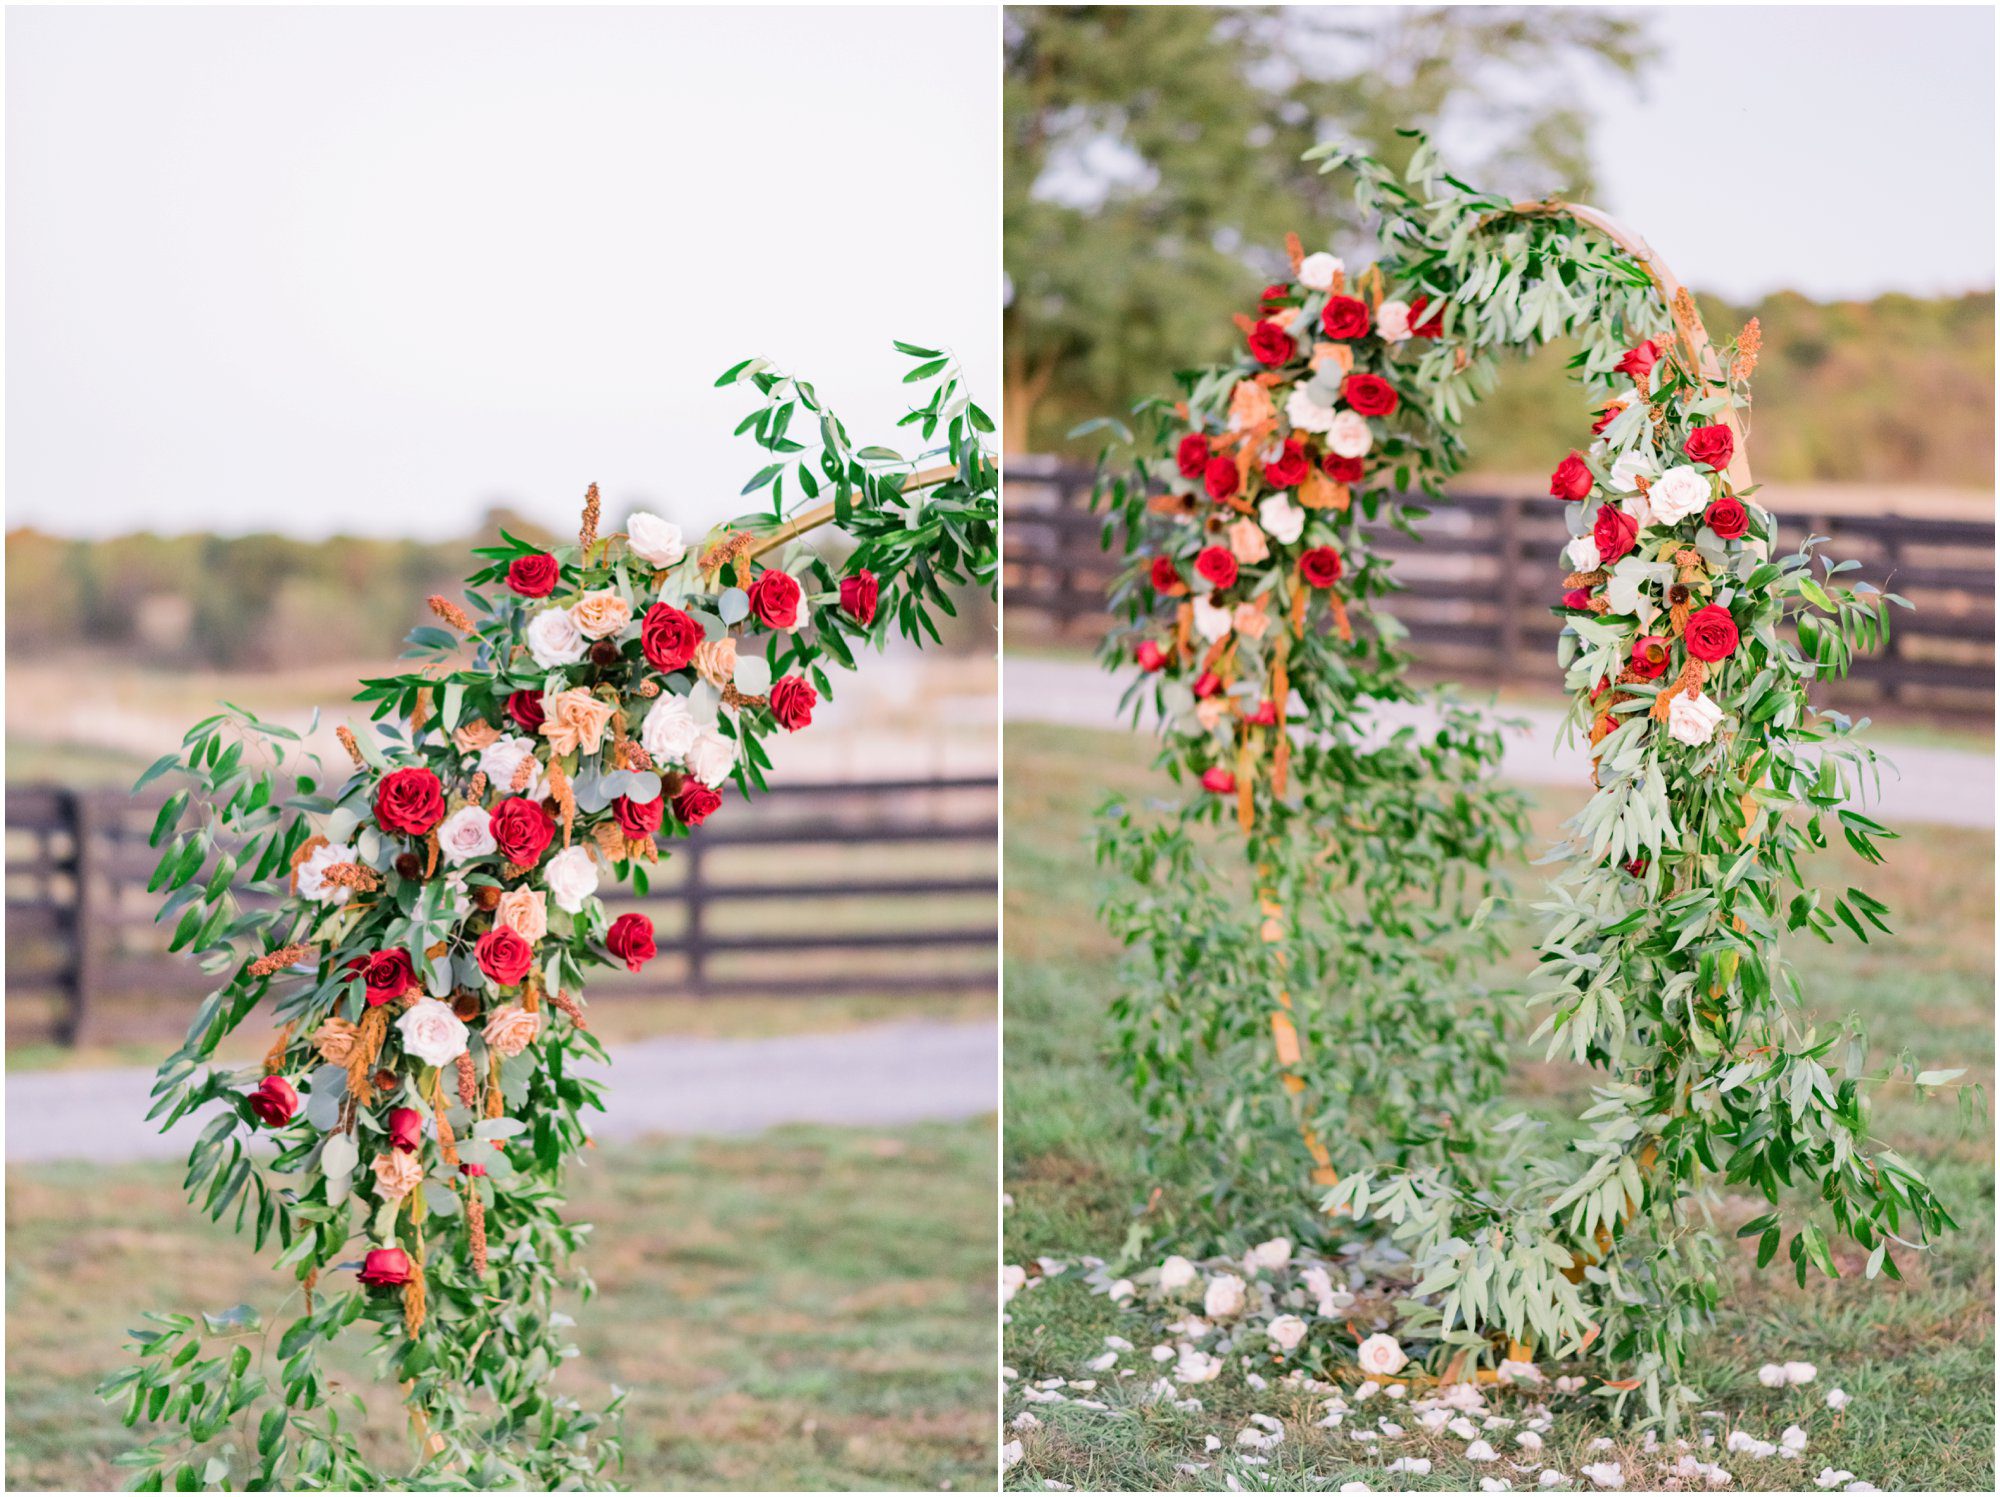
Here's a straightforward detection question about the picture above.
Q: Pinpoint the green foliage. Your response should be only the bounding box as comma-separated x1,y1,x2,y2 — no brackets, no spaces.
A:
97,346,998,1491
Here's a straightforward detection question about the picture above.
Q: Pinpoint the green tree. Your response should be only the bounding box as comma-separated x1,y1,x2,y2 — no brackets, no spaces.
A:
1003,4,1655,449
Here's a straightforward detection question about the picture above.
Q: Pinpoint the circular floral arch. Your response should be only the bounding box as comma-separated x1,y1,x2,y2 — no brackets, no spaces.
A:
1093,137,1957,1415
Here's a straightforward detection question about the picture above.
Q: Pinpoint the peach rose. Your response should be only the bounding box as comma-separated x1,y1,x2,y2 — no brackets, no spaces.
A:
569,589,633,641
1233,603,1271,641
541,688,617,757
1227,518,1269,565
691,636,737,688
483,1003,542,1059
453,718,501,754
313,1016,361,1066
372,1148,424,1202
1227,379,1274,432
1196,698,1230,732
495,888,548,944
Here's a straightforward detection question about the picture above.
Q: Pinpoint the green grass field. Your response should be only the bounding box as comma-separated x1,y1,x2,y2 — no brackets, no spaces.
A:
8,1121,997,1492
1001,722,1993,1492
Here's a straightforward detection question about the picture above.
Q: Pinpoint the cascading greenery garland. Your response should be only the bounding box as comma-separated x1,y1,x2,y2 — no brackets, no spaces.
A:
1090,134,1963,1422
96,344,997,1492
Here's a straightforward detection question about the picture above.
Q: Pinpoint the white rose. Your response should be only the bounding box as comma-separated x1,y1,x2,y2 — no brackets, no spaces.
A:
625,512,686,568
1356,1333,1408,1377
1647,465,1713,526
543,844,600,914
686,728,736,788
1245,1237,1293,1272
1158,1255,1198,1292
480,734,546,800
1565,535,1601,572
525,607,586,667
1202,1273,1246,1319
1326,409,1373,458
1284,385,1337,434
1376,299,1413,343
1297,251,1343,291
296,840,355,905
640,695,699,764
395,998,469,1068
1258,495,1305,546
1609,450,1655,493
1267,1314,1308,1352
1191,596,1234,643
437,805,496,866
1667,690,1724,747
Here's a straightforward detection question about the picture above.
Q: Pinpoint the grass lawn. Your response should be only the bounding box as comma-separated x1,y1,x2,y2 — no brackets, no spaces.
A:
8,1121,997,1492
1001,722,1993,1492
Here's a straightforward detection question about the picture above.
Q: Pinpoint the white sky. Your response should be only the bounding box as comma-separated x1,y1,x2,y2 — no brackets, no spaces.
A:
5,5,998,541
1577,4,1995,302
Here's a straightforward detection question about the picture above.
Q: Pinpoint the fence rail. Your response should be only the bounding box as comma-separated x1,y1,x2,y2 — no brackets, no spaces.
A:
5,777,997,1047
1004,458,1995,715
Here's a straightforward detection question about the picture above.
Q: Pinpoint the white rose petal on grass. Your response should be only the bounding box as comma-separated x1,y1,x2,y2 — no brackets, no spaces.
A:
1202,1273,1246,1319
1339,1484,1372,1495
1158,1255,1198,1291
1466,1440,1498,1462
543,845,600,914
1087,1351,1119,1372
1258,494,1306,546
1579,1463,1625,1489
1647,464,1713,525
1326,409,1373,458
525,607,586,667
296,841,356,905
1756,1364,1788,1388
1816,1471,1855,1490
1824,1388,1850,1410
1000,1440,1023,1473
1107,1278,1134,1303
1517,1431,1545,1452
1298,251,1343,291
1480,1479,1513,1493
1539,1473,1570,1489
1782,1361,1817,1386
1779,1424,1808,1458
1001,1264,1027,1303
625,512,687,568
1355,1333,1407,1377
1267,1314,1308,1352
1387,1458,1432,1476
395,998,469,1068
437,805,497,866
1245,1236,1293,1272
1668,690,1725,747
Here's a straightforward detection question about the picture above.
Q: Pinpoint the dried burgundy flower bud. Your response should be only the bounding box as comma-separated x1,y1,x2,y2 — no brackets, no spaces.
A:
589,639,622,667
474,886,502,911
452,991,484,1022
394,852,422,880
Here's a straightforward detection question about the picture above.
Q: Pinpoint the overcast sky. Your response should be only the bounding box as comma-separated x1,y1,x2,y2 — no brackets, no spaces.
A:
6,5,998,541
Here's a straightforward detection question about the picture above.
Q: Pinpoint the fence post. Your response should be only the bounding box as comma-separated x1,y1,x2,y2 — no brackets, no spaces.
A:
683,836,708,995
1496,494,1523,679
65,789,105,1047
1876,524,1904,706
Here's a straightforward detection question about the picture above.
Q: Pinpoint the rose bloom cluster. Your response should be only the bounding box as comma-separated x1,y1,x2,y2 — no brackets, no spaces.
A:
263,506,885,1298
1547,337,1757,754
1131,249,1441,796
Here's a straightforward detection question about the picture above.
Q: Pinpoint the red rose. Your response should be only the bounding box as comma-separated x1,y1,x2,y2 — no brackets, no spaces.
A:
1320,453,1365,485
641,603,704,673
611,794,663,840
673,782,722,826
1136,641,1168,673
1195,546,1238,590
349,949,417,1007
488,797,555,867
1623,856,1649,878
506,553,559,598
359,1247,413,1288
1684,604,1740,663
746,568,802,630
1683,423,1735,472
606,912,656,973
1616,339,1661,381
1408,294,1445,338
1561,588,1594,610
476,926,534,987
1177,433,1210,478
247,1075,298,1128
1261,439,1309,489
389,1107,423,1152
1321,295,1371,340
459,1161,488,1177
770,674,817,732
1199,767,1236,794
1549,451,1594,502
1204,456,1241,503
1593,505,1640,565
1630,634,1672,680
838,570,878,625
1150,557,1181,593
1299,546,1342,588
1192,671,1223,699
1342,373,1398,417
506,690,546,733
1247,321,1296,367
1247,700,1278,726
375,767,445,837
1705,495,1749,540
1590,405,1622,436
1259,283,1290,313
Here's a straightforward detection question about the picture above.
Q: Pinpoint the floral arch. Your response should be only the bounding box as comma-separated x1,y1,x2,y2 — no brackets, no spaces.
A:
1091,137,1957,1417
100,346,997,1490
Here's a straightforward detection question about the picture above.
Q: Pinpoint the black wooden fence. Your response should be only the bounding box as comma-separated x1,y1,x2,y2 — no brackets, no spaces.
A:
1004,457,1995,716
6,777,996,1047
